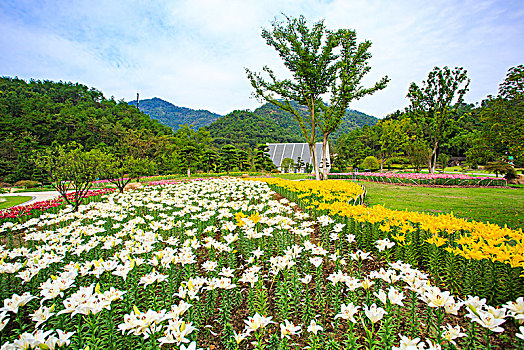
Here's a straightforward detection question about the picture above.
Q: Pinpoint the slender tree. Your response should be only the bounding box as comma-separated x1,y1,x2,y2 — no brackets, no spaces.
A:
281,157,295,173
220,145,237,175
254,144,274,172
173,124,212,176
99,154,155,193
377,118,410,171
407,66,470,173
405,140,431,172
295,157,305,173
246,15,341,180
235,149,250,171
317,29,389,179
202,149,218,173
35,144,104,211
179,145,198,177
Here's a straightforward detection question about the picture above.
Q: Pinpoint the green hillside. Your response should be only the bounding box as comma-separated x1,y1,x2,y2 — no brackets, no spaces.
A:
0,77,172,182
203,110,302,149
202,102,378,148
253,101,379,141
132,98,378,146
129,97,221,130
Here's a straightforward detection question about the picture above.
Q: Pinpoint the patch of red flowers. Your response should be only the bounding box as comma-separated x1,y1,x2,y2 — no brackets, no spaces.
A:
0,188,115,220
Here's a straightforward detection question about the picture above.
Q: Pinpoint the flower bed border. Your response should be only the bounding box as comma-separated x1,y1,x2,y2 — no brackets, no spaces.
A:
327,172,508,187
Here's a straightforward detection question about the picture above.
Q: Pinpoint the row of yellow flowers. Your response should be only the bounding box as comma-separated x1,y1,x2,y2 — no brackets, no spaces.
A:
252,178,523,269
254,178,366,204
324,201,524,270
250,178,524,303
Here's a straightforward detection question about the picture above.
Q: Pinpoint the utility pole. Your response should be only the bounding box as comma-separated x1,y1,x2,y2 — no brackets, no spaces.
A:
136,92,139,110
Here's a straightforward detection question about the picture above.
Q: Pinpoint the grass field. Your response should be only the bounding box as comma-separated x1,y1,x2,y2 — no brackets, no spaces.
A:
0,195,32,209
358,180,524,229
275,173,311,180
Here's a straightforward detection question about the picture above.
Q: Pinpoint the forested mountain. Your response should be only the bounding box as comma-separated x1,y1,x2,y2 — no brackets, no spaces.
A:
0,77,172,182
132,98,378,144
129,97,222,130
203,110,303,148
253,101,379,141
0,77,384,181
203,102,378,148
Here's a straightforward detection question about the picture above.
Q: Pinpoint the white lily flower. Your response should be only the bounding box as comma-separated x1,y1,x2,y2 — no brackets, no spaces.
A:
363,303,387,323
244,313,273,332
279,319,301,339
335,303,360,323
306,319,323,335
441,324,466,345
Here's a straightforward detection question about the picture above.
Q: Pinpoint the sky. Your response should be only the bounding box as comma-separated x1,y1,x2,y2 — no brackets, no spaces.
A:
1,0,523,118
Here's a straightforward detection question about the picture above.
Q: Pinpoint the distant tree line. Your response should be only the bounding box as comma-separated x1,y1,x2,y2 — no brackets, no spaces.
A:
332,65,524,173
0,78,275,185
1,63,521,185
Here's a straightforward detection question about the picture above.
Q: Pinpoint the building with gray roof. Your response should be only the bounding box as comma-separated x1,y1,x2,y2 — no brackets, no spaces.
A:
266,142,331,173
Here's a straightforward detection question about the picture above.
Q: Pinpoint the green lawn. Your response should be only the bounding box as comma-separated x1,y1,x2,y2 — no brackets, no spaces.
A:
357,181,524,229
0,196,33,209
275,173,311,180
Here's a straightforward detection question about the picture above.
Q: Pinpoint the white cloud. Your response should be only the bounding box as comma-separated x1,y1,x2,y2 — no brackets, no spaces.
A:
0,0,522,117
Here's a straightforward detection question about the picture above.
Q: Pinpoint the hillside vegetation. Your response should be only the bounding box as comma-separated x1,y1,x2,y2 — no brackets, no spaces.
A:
0,77,172,182
128,97,221,130
254,101,378,141
130,97,378,148
204,102,378,148
203,110,302,148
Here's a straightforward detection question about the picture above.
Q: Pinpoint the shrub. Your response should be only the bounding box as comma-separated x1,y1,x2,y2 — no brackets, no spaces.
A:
485,161,516,178
360,156,379,171
13,180,41,189
505,167,518,180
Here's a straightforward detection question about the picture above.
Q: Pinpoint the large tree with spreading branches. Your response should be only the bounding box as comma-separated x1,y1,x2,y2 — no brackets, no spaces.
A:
246,15,388,180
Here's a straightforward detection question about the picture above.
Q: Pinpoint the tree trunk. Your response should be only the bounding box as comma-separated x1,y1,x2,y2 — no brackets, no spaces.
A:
380,156,384,172
430,142,438,173
322,134,329,180
187,165,191,178
309,143,320,180
308,99,320,181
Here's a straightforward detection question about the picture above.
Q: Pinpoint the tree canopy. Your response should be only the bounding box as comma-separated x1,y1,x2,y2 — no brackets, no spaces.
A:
0,77,172,182
246,14,388,180
34,144,105,211
480,65,524,162
407,66,470,172
246,15,342,180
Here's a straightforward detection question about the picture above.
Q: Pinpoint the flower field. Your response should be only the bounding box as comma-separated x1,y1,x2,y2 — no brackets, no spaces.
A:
262,178,524,303
259,179,367,206
0,178,523,349
327,172,508,187
0,189,114,221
